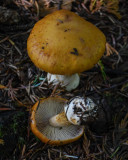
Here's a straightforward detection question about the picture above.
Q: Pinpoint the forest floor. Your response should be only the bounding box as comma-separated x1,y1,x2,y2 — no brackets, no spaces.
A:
0,0,128,160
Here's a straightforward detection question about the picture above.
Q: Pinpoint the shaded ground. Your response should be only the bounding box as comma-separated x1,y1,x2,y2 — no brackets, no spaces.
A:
0,0,128,159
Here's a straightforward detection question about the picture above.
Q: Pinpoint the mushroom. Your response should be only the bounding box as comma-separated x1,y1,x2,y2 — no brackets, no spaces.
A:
31,97,84,145
31,96,97,145
27,9,106,91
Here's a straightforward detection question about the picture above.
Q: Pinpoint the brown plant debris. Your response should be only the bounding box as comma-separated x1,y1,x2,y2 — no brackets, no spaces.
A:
89,0,121,19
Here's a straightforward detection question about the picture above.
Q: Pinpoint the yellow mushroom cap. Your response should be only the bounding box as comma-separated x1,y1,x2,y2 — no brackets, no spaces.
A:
31,97,84,145
27,9,106,75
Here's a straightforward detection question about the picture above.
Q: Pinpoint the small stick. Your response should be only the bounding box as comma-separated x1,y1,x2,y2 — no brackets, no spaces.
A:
85,79,128,96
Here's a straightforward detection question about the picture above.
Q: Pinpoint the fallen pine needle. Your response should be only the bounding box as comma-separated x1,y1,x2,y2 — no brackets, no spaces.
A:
0,84,7,89
0,139,4,145
106,42,119,56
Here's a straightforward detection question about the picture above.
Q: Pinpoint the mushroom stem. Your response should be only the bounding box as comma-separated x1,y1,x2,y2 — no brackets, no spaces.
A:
49,97,98,127
49,111,71,127
47,73,80,91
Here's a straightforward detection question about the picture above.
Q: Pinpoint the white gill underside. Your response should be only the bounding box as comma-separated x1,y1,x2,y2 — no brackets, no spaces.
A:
37,124,84,140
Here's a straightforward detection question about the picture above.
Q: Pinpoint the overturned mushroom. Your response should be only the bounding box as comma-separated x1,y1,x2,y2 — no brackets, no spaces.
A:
27,9,106,91
31,97,84,145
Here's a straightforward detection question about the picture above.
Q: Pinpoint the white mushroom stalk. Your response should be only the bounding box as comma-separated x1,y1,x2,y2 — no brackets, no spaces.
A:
49,96,98,127
47,73,80,91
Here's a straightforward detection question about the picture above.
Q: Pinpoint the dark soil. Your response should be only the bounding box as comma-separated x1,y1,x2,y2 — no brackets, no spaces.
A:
0,0,128,160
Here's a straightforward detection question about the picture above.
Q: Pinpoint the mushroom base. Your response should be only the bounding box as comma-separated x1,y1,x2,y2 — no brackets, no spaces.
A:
47,73,80,91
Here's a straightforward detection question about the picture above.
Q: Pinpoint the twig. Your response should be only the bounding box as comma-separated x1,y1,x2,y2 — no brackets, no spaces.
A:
8,39,22,56
85,79,128,96
0,36,9,43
